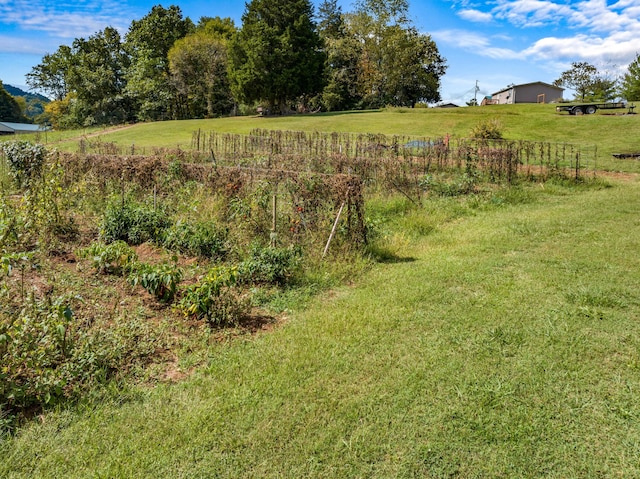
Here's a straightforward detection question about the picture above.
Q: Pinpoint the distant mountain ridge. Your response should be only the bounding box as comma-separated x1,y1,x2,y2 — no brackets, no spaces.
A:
2,83,50,120
4,84,50,103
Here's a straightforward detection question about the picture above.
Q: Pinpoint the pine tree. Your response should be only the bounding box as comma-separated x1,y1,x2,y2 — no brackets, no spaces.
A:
228,0,325,113
621,53,640,101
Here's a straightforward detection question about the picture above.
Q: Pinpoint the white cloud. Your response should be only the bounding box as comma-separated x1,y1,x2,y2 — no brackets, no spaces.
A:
458,9,493,22
0,34,50,54
524,33,640,65
492,0,574,28
0,0,134,39
446,0,640,72
433,29,520,59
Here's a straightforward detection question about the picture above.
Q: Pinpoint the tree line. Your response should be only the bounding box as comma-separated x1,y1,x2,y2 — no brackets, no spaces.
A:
554,59,640,103
25,0,447,128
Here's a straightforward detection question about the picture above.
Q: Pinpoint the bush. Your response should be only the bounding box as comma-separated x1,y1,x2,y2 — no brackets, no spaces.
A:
238,244,302,285
128,260,182,303
0,295,74,418
0,293,165,434
470,118,504,140
162,220,229,260
78,240,138,275
179,267,248,327
0,140,47,188
101,201,170,245
419,172,478,197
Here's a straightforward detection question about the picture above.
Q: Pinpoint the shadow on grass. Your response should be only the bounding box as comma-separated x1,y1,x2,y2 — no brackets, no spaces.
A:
377,255,417,264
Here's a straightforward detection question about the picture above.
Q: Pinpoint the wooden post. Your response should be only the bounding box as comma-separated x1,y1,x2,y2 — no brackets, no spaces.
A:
270,191,277,247
323,202,345,259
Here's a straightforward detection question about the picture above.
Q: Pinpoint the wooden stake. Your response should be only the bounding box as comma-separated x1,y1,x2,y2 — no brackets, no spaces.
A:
323,202,345,259
271,192,277,247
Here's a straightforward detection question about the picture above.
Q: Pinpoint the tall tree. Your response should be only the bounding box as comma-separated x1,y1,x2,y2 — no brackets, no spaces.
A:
26,45,73,101
169,18,236,118
125,5,194,121
355,0,409,25
316,0,362,111
347,1,446,108
228,0,325,114
66,27,131,125
554,62,599,102
378,25,446,106
317,0,344,38
620,53,640,101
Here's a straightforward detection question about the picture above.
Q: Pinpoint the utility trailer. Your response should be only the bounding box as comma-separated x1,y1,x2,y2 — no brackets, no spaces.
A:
556,101,629,115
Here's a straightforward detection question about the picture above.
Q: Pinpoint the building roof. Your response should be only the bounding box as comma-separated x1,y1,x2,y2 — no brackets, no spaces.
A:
491,81,564,96
0,122,48,133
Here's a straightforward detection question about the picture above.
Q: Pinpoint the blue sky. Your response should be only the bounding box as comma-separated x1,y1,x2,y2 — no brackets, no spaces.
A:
1,0,639,104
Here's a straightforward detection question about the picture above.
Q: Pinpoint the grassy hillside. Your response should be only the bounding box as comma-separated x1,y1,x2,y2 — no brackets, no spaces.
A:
29,104,640,173
3,178,640,477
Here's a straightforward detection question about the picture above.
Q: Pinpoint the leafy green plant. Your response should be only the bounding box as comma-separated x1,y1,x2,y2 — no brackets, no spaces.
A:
0,140,47,188
101,201,171,245
1,251,36,302
179,267,247,327
419,172,478,197
470,118,504,139
238,244,302,286
128,260,183,303
162,220,229,260
1,295,74,417
78,240,138,275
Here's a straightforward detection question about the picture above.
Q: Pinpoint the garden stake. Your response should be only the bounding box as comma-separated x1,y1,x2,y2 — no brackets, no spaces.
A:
323,201,345,259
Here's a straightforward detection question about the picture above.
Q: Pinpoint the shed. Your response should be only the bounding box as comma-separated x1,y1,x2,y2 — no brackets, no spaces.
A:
0,122,47,135
489,82,564,105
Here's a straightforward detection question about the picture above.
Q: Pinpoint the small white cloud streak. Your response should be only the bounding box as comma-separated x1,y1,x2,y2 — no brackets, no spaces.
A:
433,29,521,59
457,9,494,22
0,34,52,54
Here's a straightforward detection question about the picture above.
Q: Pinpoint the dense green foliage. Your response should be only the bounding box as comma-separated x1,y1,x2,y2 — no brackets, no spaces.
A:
0,82,29,123
0,84,47,120
124,5,195,121
168,18,236,118
100,201,171,245
0,140,46,187
620,52,640,101
228,0,325,113
553,61,617,102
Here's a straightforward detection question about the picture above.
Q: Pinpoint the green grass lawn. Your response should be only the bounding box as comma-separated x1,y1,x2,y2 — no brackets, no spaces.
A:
3,176,640,477
27,104,640,173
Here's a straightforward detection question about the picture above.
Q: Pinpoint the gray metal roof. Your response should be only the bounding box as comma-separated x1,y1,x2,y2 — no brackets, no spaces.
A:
491,81,564,96
0,122,48,133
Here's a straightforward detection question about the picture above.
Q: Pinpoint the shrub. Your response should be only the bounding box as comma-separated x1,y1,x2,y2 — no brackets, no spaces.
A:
0,293,166,434
0,140,47,188
78,240,138,275
470,118,504,140
179,267,248,327
162,220,229,260
128,260,183,303
101,201,170,245
0,295,74,418
419,172,478,197
238,244,302,285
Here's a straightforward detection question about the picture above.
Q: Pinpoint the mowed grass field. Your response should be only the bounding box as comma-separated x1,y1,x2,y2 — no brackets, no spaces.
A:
3,106,640,477
37,103,640,173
